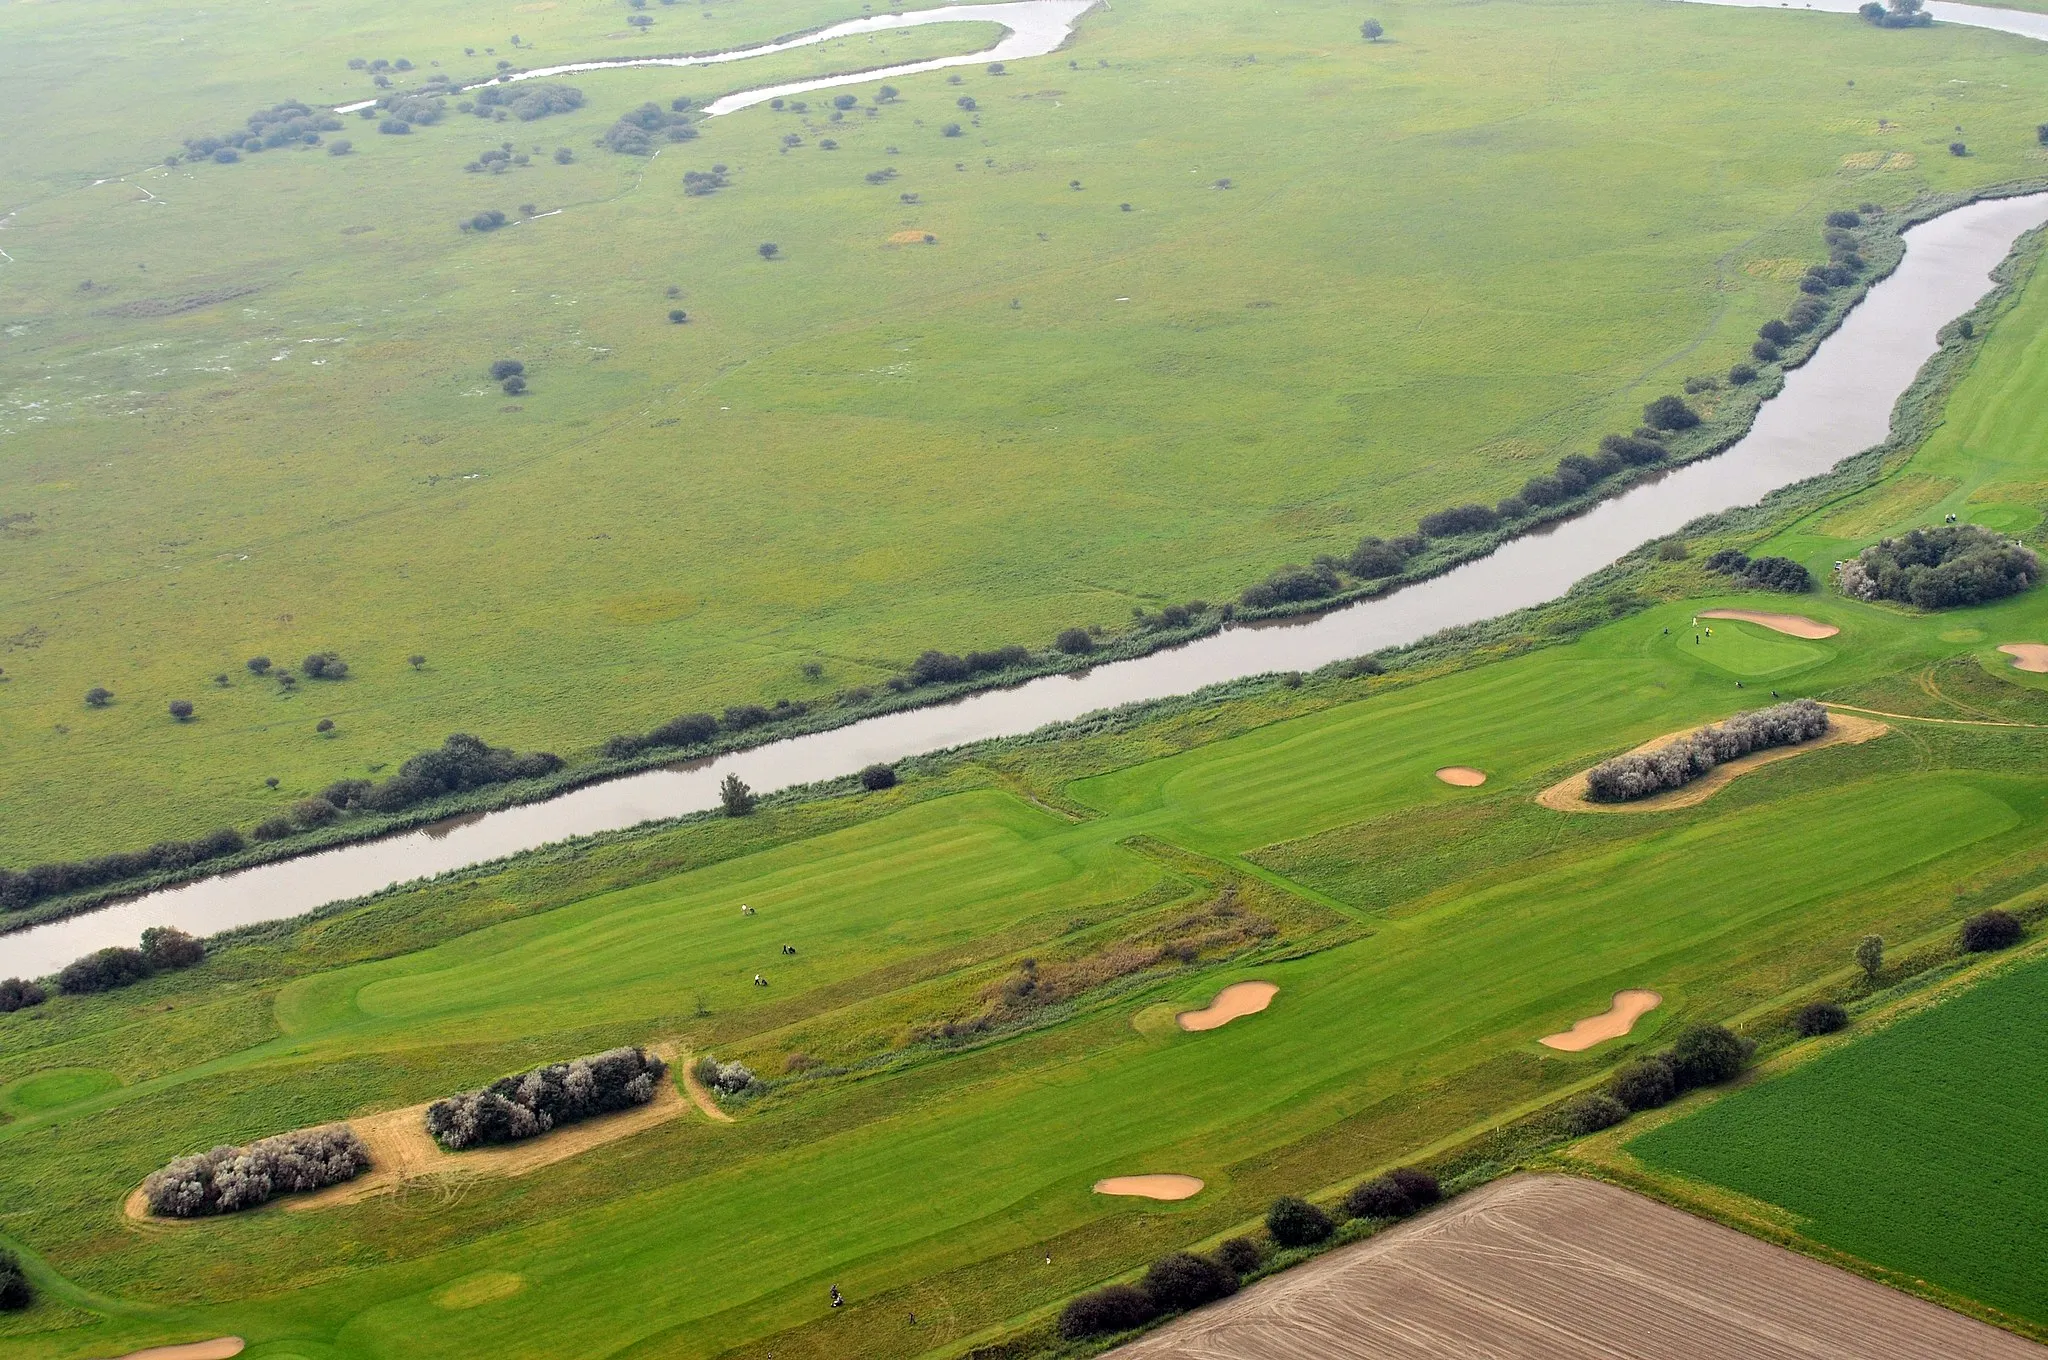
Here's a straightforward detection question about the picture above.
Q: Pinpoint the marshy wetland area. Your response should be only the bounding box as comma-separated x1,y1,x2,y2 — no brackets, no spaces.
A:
9,0,2048,1355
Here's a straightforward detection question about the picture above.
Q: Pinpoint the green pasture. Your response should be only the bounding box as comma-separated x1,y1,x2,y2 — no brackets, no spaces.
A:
8,519,2048,1356
1629,953,2048,1328
9,0,2048,859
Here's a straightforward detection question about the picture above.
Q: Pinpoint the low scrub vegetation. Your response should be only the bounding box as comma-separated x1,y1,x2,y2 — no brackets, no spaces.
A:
1608,1023,1752,1113
601,102,699,155
1704,549,1814,593
693,1056,758,1096
0,1248,30,1311
1837,524,2040,609
1341,1166,1441,1220
1960,908,2023,953
0,977,48,1012
1794,1001,1849,1036
55,928,204,995
143,1124,369,1216
1584,699,1828,803
426,1047,666,1149
171,100,344,163
470,82,584,121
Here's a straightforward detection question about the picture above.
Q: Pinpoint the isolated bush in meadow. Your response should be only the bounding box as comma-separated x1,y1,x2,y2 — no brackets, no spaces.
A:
1794,1001,1849,1037
719,773,757,817
1856,933,1885,981
84,686,113,708
426,1047,666,1149
0,1248,31,1310
1214,1236,1265,1275
1058,1284,1158,1339
301,651,348,679
692,1056,756,1095
144,1124,370,1216
1837,524,2039,609
859,763,897,791
1342,1166,1440,1220
1241,562,1342,609
0,978,48,1012
1960,908,2022,953
251,816,295,842
1055,627,1097,655
1669,1024,1749,1088
1142,1252,1238,1311
1642,395,1700,431
1728,362,1758,385
1265,1194,1333,1247
1584,699,1829,803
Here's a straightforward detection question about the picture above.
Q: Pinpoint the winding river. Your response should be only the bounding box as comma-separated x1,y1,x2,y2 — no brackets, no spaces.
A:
12,4,2048,976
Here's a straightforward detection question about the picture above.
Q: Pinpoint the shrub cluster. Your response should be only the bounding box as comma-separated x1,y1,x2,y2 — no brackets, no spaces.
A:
471,82,584,121
1499,435,1667,522
1794,1000,1849,1036
1341,1166,1441,1220
1740,211,1869,378
900,644,1032,688
1606,1024,1752,1114
1584,699,1828,803
1704,549,1814,593
1960,908,2023,953
324,733,563,816
171,101,344,163
143,1124,370,1216
0,1248,30,1311
0,977,48,1012
1837,524,2040,609
55,927,206,995
602,698,818,758
692,1055,758,1095
426,1046,667,1149
602,102,699,154
1858,0,1932,26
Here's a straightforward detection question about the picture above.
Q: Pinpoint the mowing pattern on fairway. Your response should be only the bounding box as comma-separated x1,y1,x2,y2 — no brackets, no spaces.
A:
1631,954,2048,1328
1112,1174,2048,1359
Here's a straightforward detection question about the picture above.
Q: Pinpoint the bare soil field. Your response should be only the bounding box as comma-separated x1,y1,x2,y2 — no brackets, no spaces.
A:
1112,1174,2046,1359
1537,712,1888,813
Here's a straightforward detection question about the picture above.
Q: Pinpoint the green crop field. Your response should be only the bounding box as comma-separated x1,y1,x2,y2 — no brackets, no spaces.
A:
1627,954,2048,1328
7,0,2048,863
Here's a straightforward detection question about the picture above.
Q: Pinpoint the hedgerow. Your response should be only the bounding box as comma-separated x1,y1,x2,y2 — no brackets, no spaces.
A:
1584,699,1828,803
143,1124,369,1216
1704,549,1814,593
426,1046,667,1149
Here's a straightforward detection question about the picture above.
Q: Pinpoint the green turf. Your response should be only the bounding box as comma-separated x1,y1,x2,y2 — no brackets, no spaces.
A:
8,0,2048,860
0,1068,122,1117
1628,954,2048,1327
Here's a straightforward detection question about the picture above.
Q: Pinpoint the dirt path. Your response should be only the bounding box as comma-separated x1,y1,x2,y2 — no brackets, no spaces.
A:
678,1051,735,1124
1538,713,1888,813
1697,608,1840,639
1824,702,2048,730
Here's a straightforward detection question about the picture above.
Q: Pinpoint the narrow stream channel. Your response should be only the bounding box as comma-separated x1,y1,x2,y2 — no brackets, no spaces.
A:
11,191,2044,976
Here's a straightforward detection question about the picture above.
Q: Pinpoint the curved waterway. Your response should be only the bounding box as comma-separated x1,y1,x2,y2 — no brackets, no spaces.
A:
1672,0,2048,42
7,195,2047,976
334,0,1095,118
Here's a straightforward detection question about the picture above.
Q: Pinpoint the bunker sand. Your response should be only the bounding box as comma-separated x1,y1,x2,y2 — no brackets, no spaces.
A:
1697,609,1840,639
1539,989,1661,1051
100,1343,244,1360
1434,766,1486,786
1112,1174,2048,1359
1538,712,1887,813
1177,982,1279,1032
1999,643,2048,673
1093,1174,1205,1201
123,1047,689,1220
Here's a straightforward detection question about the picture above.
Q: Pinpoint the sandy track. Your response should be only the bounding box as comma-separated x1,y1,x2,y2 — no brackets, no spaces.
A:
1999,643,2048,673
1434,766,1487,787
1540,990,1662,1051
1177,982,1279,1032
124,1046,695,1221
1538,712,1887,813
1094,1175,1205,1201
1698,609,1840,639
678,1051,736,1124
1112,1174,2046,1359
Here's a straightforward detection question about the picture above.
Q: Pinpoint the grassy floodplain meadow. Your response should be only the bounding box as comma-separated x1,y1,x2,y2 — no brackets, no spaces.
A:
7,0,2048,864
8,241,2048,1349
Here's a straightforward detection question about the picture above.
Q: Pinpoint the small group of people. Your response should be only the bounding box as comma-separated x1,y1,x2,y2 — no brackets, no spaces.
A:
781,943,797,956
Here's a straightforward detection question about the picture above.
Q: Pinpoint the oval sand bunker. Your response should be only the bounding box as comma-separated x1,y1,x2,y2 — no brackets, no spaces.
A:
103,1342,245,1360
1697,609,1839,639
1177,981,1279,1032
1094,1174,1205,1201
1999,643,2048,673
1540,990,1662,1051
1436,766,1487,787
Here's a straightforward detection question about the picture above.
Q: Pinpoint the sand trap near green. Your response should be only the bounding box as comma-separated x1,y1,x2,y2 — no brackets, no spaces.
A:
1698,609,1840,639
1999,643,2048,673
1176,982,1279,1032
1539,989,1662,1051
1092,1174,1204,1201
1435,767,1487,787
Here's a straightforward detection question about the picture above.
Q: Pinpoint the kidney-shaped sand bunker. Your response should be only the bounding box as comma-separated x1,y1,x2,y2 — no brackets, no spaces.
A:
1177,981,1279,1032
1540,990,1662,1051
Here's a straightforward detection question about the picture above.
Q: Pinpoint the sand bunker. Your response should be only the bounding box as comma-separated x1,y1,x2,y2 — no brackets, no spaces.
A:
1094,1174,1205,1201
102,1342,244,1360
1177,981,1279,1032
1435,766,1487,787
1540,990,1663,1051
1697,609,1839,639
887,229,938,245
124,1047,690,1221
1998,643,2048,673
1538,712,1887,814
